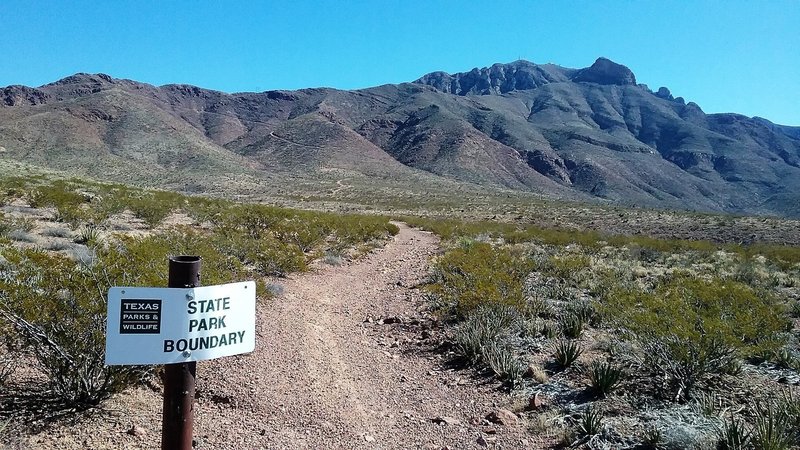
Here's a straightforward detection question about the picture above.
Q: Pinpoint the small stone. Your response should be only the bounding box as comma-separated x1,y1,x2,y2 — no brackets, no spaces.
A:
431,416,460,426
486,408,519,426
364,434,376,442
126,425,146,437
477,436,488,447
482,427,497,434
526,392,546,410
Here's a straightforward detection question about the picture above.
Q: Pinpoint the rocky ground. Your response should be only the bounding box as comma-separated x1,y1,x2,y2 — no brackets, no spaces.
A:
4,224,533,449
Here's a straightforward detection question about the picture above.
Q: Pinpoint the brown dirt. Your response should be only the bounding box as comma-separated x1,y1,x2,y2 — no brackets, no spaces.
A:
8,223,531,449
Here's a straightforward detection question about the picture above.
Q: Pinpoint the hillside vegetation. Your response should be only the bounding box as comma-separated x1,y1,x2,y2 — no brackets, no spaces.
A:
412,215,800,448
0,174,398,419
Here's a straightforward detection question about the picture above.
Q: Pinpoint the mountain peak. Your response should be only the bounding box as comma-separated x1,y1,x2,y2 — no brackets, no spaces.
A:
44,73,116,88
571,57,637,85
413,60,572,95
414,57,638,95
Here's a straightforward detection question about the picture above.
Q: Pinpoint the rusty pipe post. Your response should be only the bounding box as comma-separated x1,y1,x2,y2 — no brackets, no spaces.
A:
162,256,201,450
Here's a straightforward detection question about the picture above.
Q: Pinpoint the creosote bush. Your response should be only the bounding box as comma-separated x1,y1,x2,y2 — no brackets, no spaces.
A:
429,241,533,317
601,274,789,400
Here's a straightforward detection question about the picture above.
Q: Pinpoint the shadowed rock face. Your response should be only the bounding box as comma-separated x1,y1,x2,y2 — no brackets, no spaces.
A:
414,60,573,95
1,58,799,217
571,57,637,85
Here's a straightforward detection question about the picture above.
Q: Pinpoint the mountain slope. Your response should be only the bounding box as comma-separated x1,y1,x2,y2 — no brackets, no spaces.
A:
1,59,798,216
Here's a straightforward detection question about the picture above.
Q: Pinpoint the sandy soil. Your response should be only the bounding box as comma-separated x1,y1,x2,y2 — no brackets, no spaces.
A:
8,224,530,449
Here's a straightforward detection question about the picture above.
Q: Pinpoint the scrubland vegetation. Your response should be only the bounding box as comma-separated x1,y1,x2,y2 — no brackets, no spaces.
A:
2,170,799,449
0,176,398,417
412,216,800,448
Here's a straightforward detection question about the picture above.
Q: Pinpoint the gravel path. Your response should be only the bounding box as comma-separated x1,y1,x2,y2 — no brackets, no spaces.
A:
13,224,529,449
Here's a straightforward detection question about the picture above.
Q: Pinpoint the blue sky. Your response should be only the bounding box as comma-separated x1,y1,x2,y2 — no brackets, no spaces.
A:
1,1,798,125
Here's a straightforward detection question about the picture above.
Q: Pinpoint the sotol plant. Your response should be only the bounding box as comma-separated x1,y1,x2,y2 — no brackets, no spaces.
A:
554,339,583,369
588,360,624,397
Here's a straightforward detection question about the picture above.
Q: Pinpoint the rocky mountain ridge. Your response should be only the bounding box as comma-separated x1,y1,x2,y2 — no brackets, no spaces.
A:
1,58,798,217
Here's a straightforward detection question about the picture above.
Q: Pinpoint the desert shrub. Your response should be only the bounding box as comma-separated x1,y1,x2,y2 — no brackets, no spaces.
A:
751,402,793,450
213,203,290,237
560,313,585,339
601,274,789,399
691,391,724,418
575,404,604,439
27,181,85,210
45,240,73,251
481,340,525,386
548,254,592,284
116,190,185,227
429,242,533,317
716,417,750,450
42,227,72,238
323,253,344,266
554,339,583,368
588,360,624,397
249,236,307,277
6,217,35,233
452,305,516,365
0,247,147,406
641,427,664,449
567,300,597,325
75,225,100,246
273,219,329,253
6,229,36,243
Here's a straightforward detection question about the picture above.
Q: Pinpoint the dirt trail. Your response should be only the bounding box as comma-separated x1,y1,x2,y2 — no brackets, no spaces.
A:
17,224,527,449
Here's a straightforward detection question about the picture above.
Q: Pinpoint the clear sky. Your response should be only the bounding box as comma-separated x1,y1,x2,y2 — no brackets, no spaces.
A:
1,0,798,125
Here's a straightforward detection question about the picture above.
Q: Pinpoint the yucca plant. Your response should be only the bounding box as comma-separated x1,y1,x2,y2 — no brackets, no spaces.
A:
752,402,793,450
588,360,624,397
482,341,525,386
776,389,800,436
560,313,585,339
75,224,100,246
554,339,583,369
771,348,798,370
692,391,725,417
716,417,751,450
576,404,604,438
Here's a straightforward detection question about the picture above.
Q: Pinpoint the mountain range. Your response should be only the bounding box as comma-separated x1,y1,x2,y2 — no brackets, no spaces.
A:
1,57,798,217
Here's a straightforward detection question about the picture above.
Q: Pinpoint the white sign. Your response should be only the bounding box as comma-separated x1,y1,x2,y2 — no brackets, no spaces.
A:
105,281,256,365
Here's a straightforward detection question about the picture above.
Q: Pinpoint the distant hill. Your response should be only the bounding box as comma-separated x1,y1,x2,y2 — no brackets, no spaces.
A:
1,57,798,216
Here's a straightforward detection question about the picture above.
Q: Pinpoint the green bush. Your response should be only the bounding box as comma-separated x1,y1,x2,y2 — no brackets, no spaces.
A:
0,247,147,406
429,242,534,317
601,274,789,399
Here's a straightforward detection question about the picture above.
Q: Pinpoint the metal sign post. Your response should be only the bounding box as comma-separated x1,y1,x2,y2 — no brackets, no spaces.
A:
163,256,201,450
105,257,256,449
